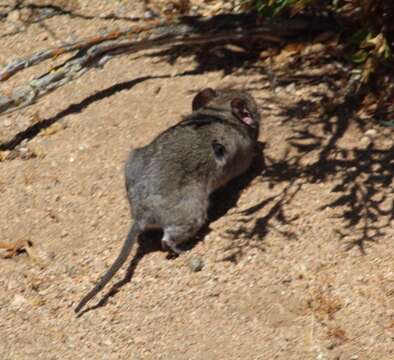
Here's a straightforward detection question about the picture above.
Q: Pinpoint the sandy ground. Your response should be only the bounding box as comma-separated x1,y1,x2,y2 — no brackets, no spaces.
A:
0,1,393,359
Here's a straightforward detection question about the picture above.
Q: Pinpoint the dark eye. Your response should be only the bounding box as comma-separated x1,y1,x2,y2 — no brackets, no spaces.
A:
212,140,226,160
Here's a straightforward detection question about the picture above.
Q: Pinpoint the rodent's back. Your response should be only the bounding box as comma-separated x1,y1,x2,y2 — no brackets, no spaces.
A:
126,112,257,199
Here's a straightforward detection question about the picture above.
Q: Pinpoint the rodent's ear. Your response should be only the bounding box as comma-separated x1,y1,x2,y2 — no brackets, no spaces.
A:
192,88,217,111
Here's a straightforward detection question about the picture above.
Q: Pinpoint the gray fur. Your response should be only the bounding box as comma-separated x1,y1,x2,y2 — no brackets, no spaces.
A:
75,88,261,313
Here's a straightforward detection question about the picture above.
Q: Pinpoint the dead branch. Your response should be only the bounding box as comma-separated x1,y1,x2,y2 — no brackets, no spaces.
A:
0,14,337,115
0,22,164,81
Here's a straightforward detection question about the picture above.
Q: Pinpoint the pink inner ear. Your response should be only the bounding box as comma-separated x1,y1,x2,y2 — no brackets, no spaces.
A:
242,116,254,125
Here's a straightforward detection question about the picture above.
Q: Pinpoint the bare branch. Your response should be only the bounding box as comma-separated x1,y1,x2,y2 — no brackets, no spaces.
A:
0,26,153,81
0,14,337,115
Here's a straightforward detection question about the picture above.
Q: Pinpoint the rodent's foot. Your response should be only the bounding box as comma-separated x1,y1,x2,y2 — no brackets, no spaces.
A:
161,238,184,255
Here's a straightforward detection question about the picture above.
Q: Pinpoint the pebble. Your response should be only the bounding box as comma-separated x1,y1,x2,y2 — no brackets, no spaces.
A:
144,10,157,19
359,136,371,148
78,143,89,151
188,256,204,272
11,294,27,309
285,83,296,92
7,10,20,22
2,118,11,127
364,129,377,139
19,147,28,155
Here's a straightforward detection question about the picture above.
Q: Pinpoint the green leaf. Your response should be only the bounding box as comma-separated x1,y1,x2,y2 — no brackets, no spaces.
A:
349,50,368,64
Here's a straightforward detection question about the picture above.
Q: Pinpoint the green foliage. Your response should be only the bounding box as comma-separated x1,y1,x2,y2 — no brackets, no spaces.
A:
243,0,393,82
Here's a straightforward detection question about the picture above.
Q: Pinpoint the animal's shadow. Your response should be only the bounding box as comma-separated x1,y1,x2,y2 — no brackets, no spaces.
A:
77,142,265,316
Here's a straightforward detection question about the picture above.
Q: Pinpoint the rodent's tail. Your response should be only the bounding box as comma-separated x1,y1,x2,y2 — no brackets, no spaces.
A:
74,223,140,314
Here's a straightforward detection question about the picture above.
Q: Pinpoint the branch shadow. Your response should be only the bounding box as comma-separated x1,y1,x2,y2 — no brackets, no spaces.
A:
266,79,394,253
319,144,394,253
0,74,170,151
218,180,300,262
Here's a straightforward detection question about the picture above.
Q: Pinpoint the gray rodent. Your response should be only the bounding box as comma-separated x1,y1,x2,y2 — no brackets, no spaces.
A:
75,88,261,313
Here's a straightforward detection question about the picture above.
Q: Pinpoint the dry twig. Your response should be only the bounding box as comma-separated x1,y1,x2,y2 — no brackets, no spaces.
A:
0,14,336,115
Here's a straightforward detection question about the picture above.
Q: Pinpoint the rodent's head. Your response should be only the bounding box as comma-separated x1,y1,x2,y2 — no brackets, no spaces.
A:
192,88,261,138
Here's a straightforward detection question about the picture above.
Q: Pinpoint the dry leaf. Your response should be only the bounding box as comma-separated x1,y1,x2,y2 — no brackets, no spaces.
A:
283,42,306,55
0,240,45,267
0,150,10,161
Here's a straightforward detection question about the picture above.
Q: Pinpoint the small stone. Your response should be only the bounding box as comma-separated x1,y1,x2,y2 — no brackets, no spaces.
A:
364,129,377,139
78,143,88,151
19,147,28,154
0,150,10,161
285,83,296,92
359,136,371,148
144,10,156,19
103,338,113,346
7,10,20,22
325,340,337,350
11,294,27,309
2,118,11,127
188,256,204,272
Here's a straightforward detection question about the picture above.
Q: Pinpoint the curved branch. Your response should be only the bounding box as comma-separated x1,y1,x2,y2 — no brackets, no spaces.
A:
0,14,337,115
0,21,166,81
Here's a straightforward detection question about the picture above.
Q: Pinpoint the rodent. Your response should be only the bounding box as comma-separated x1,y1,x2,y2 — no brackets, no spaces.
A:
75,88,261,313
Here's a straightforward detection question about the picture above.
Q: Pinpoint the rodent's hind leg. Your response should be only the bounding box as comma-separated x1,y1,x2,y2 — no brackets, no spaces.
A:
161,225,199,254
161,235,184,255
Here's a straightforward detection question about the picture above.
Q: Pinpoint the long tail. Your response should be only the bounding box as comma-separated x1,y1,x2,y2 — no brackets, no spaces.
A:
74,223,140,313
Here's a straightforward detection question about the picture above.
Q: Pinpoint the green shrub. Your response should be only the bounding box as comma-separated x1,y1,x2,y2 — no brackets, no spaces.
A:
242,0,393,82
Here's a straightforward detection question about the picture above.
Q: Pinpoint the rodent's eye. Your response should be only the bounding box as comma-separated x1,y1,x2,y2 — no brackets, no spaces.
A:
212,140,226,160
